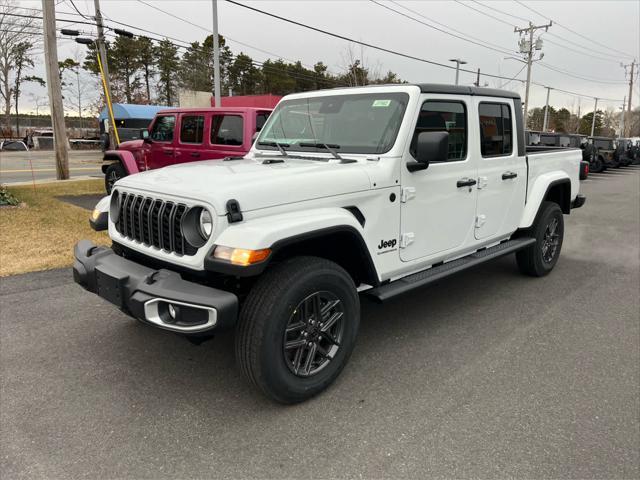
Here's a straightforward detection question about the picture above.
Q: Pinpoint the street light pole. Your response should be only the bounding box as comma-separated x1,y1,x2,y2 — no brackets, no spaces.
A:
449,58,467,85
212,0,221,107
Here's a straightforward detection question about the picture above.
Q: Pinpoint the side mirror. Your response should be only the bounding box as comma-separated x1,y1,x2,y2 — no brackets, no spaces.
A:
408,131,449,172
141,129,152,143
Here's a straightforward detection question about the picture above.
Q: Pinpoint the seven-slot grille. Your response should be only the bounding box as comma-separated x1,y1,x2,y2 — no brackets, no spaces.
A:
114,191,197,256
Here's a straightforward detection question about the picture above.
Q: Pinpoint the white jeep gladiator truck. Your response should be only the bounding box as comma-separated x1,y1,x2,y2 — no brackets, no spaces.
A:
75,84,585,403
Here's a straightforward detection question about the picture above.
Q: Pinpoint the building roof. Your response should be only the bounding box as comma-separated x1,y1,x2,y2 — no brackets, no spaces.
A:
98,103,174,121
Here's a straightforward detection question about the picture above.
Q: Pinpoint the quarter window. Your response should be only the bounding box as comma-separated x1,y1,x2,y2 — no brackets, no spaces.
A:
256,112,270,132
180,115,205,144
150,115,175,142
410,100,467,162
211,115,244,146
479,103,513,157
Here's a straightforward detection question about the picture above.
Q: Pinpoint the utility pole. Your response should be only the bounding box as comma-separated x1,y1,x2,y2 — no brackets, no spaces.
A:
576,101,581,134
212,0,221,107
590,97,598,137
619,96,626,139
622,60,635,137
449,58,467,86
542,86,552,132
515,21,552,126
42,0,69,180
474,68,480,87
93,0,117,147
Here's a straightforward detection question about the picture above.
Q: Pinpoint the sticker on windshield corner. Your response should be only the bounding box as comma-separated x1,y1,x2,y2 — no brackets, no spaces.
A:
372,99,391,107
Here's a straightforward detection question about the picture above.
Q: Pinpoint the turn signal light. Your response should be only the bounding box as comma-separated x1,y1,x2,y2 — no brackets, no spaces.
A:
213,246,271,266
91,208,101,221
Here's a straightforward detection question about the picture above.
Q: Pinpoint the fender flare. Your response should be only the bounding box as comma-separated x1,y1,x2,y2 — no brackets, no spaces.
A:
519,174,571,229
204,208,378,283
101,150,139,175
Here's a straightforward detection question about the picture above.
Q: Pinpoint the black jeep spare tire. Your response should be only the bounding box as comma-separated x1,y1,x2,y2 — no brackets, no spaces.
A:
236,256,360,403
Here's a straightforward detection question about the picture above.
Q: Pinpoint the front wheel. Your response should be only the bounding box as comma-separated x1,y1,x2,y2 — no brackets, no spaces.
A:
516,201,564,277
590,155,603,173
104,163,126,194
236,256,360,403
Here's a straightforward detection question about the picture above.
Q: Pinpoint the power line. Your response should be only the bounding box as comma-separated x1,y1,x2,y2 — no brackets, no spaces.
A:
470,0,529,23
65,0,92,20
370,0,513,56
514,0,636,59
538,62,627,85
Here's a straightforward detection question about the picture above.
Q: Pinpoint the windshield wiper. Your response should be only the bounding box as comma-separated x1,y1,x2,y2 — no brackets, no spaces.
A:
299,142,342,160
257,140,288,157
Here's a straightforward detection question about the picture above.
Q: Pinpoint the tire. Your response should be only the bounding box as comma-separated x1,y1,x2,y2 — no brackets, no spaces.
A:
516,201,564,277
104,163,126,194
236,256,360,404
590,155,603,173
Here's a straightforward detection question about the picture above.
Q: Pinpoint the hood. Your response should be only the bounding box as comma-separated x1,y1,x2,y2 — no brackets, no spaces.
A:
115,157,372,214
118,139,143,151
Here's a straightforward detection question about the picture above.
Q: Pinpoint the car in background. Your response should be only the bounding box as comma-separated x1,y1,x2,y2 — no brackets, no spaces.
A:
0,140,28,151
589,136,618,171
102,107,272,193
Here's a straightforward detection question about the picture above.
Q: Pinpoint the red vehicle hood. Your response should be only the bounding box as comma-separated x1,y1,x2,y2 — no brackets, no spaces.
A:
117,139,144,151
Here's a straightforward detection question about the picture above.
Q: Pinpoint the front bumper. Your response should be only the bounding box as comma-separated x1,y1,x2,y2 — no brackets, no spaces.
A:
73,240,238,334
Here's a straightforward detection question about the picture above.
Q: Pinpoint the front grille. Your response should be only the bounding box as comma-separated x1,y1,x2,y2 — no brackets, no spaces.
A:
114,191,197,256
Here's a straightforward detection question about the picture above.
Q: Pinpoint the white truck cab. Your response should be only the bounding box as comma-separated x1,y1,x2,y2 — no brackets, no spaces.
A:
76,84,585,403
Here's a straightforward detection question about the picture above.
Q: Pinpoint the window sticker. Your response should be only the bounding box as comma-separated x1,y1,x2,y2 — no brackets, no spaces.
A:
372,99,391,107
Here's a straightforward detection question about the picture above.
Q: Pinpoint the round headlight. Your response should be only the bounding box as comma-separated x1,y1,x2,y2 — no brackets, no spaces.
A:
198,209,213,239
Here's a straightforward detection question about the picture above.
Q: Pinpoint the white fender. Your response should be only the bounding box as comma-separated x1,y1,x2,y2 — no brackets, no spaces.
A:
519,172,570,229
214,207,365,251
94,195,111,213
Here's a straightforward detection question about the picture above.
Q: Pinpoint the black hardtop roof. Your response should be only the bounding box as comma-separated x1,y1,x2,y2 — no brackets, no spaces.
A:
415,83,521,100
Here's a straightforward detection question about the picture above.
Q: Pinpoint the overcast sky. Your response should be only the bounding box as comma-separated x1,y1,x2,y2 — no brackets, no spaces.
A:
17,0,640,115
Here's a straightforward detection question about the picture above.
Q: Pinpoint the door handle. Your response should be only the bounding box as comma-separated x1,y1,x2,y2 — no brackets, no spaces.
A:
502,171,518,180
162,149,173,156
457,178,477,188
190,152,201,158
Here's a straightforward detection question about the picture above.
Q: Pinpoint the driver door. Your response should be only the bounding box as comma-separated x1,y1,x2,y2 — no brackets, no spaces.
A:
146,114,177,169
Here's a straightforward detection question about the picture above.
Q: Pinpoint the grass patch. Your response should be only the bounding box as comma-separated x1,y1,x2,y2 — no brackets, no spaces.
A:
0,180,109,277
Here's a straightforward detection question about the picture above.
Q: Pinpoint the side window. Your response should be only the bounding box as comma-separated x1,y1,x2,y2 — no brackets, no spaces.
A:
410,100,467,161
150,115,175,142
180,115,205,144
211,115,243,146
479,103,513,157
256,112,270,132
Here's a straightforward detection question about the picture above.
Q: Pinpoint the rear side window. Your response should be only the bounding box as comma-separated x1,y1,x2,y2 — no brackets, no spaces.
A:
256,112,270,132
150,115,175,142
479,103,513,157
211,115,243,146
410,100,467,162
180,115,205,143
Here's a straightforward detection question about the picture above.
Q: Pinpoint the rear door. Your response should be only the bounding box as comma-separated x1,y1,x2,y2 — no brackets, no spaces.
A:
207,113,247,158
146,114,177,169
175,113,207,163
400,96,478,262
474,100,527,240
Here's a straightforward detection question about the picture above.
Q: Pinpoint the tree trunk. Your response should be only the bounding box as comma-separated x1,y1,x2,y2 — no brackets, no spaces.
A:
145,65,151,102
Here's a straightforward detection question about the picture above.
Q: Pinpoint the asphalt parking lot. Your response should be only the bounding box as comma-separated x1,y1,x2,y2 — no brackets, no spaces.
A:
0,150,103,184
1,167,639,479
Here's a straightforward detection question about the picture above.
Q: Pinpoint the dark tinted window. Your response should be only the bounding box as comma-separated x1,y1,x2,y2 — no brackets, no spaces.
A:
594,139,613,149
150,115,175,142
180,115,205,143
211,115,243,145
256,112,270,132
479,103,513,157
540,134,557,146
410,101,467,161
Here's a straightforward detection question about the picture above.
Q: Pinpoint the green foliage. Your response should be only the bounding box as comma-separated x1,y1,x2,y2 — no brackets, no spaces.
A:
0,184,20,206
579,110,604,136
155,39,180,105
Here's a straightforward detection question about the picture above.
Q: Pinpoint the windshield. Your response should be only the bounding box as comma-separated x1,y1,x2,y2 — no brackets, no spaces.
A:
256,92,409,155
594,139,613,149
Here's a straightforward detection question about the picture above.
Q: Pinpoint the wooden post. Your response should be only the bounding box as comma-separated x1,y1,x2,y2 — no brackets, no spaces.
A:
42,0,69,180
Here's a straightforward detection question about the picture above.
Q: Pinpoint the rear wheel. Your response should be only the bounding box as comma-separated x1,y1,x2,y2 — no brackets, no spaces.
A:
516,201,564,277
105,163,126,194
236,256,360,403
590,155,603,173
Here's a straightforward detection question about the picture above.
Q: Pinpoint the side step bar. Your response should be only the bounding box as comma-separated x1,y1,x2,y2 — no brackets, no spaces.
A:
365,237,536,302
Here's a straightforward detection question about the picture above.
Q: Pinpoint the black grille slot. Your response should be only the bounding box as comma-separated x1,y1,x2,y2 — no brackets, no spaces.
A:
114,191,194,256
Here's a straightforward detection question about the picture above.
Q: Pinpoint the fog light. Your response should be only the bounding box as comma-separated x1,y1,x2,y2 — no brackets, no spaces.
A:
91,208,101,221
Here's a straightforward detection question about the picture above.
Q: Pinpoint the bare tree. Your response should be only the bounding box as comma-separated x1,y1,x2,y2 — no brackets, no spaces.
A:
0,0,40,134
60,49,96,129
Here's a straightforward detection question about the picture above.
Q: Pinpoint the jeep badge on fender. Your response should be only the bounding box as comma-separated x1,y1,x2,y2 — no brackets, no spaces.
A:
378,239,397,250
